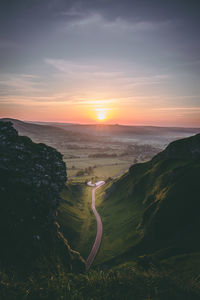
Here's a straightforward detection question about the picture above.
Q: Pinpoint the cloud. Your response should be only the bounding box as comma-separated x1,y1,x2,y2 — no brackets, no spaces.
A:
152,106,200,112
45,58,125,82
45,58,169,89
102,17,173,33
60,6,86,17
0,92,118,107
0,74,42,96
45,58,97,73
62,12,173,34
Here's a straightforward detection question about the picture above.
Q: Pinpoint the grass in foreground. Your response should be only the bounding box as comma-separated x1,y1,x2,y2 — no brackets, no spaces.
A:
1,263,199,300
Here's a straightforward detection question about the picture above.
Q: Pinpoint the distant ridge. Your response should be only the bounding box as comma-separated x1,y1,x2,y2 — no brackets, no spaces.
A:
1,118,199,147
26,120,200,130
0,118,92,143
30,120,200,137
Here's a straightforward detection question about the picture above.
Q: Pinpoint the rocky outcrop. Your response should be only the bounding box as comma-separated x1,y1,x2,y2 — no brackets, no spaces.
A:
0,121,85,272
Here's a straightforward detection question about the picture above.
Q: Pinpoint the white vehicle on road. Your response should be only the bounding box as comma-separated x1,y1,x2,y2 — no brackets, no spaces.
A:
87,180,105,187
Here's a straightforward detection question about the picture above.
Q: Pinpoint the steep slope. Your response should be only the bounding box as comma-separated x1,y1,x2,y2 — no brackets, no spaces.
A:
0,121,85,273
132,133,200,254
94,133,200,265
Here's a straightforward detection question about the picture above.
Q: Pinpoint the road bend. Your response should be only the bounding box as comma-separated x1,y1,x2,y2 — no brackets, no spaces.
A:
86,181,105,271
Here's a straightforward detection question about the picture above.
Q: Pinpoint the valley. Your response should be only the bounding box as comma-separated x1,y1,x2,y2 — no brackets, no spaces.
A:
0,119,200,299
57,129,200,297
1,118,199,183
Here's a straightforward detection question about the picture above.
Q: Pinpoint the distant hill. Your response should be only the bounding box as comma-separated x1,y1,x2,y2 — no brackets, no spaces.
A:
41,122,200,136
1,118,199,147
0,118,94,145
35,121,200,146
0,118,67,135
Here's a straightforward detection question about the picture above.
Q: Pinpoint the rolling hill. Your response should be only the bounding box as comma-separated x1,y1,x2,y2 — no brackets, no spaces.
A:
36,121,200,146
5,118,200,147
38,121,200,136
0,118,93,144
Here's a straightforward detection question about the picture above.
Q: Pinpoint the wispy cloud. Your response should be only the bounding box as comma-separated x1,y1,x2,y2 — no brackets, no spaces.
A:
45,58,97,74
152,106,200,112
60,7,86,17
45,58,169,89
45,58,123,79
62,12,173,33
0,73,42,96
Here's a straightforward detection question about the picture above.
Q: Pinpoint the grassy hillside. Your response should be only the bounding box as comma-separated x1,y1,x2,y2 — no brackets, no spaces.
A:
1,122,200,299
57,183,98,259
54,133,200,298
92,134,200,265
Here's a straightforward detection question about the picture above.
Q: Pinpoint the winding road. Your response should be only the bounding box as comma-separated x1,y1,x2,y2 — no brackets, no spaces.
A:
86,181,105,270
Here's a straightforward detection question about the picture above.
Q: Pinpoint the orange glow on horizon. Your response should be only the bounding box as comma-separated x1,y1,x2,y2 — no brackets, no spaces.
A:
1,96,200,127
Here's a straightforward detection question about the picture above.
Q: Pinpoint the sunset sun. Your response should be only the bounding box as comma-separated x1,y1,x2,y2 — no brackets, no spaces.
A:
97,112,106,121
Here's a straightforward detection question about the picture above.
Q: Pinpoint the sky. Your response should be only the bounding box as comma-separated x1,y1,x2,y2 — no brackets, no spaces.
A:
0,0,200,127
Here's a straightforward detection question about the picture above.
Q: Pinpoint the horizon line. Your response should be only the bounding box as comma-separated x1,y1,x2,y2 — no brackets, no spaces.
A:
1,117,200,129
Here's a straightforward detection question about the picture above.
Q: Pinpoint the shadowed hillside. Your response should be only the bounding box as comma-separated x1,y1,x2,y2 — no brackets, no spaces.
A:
95,133,200,267
131,133,200,255
0,121,85,273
